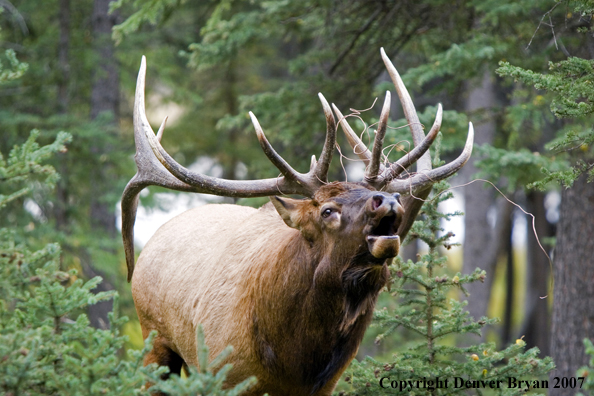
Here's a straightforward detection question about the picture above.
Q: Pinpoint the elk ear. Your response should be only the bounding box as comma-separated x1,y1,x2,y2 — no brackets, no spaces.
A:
271,196,309,229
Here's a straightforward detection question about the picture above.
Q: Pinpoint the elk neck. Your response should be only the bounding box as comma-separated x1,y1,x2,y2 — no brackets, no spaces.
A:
247,217,389,393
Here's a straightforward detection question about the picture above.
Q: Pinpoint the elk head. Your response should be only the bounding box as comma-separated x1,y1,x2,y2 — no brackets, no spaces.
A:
273,184,403,259
121,47,474,282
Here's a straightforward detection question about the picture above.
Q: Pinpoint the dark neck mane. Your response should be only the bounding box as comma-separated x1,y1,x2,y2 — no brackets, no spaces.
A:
250,218,389,394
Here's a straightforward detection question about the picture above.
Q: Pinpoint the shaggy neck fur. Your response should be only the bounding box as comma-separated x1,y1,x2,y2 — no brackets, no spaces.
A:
249,227,389,394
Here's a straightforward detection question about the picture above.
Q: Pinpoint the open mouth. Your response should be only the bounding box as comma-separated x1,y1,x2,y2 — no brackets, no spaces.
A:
370,214,397,237
366,214,400,259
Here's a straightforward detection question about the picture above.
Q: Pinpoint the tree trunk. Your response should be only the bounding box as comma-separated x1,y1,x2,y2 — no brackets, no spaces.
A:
221,57,239,203
549,175,594,395
460,70,505,323
501,204,514,345
90,0,119,236
87,0,119,328
54,0,70,232
58,0,70,114
90,0,119,122
519,191,552,357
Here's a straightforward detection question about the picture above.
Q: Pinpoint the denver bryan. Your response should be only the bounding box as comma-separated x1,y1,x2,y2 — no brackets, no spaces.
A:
379,376,549,391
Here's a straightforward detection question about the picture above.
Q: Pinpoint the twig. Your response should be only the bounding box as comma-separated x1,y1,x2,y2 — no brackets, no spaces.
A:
526,2,561,50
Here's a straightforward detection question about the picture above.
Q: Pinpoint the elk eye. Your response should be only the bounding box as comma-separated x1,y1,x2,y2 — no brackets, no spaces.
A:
321,208,333,218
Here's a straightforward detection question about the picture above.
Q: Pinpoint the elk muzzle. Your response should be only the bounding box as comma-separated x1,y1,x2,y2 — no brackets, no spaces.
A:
366,193,403,259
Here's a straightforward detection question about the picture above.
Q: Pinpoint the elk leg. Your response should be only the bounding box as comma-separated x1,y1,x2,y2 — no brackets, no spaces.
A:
144,334,185,395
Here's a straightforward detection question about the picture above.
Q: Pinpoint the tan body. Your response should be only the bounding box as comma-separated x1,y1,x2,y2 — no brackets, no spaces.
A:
133,199,388,395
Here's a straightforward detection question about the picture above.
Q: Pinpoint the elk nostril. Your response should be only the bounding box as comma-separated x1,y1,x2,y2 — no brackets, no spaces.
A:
393,193,401,205
372,195,384,211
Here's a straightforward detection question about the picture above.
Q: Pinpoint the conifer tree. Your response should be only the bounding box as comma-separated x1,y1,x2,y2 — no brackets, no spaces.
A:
339,147,554,395
496,2,594,391
0,133,257,395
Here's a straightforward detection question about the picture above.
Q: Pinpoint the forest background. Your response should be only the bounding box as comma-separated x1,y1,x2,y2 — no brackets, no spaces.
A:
0,0,593,395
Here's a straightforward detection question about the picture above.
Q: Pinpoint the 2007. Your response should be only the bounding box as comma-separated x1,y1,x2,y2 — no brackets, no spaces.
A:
553,377,585,388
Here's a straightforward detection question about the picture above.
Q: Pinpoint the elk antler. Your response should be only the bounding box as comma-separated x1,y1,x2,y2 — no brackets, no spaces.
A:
123,50,473,280
121,57,336,281
333,48,474,239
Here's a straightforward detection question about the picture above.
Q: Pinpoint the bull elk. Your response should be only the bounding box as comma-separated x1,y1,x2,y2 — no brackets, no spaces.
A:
121,48,473,396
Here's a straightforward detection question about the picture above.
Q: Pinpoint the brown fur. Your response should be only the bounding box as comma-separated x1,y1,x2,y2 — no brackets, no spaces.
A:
132,183,403,395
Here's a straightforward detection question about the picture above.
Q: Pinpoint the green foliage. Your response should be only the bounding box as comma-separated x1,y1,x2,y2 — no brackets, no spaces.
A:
186,3,269,71
0,133,256,395
577,338,594,395
394,0,594,194
0,1,141,321
495,57,594,187
0,130,70,208
492,1,594,189
0,232,256,395
403,35,509,91
339,181,554,395
577,4,594,15
0,134,144,395
399,0,555,89
497,58,594,119
111,0,188,45
0,49,28,83
145,326,257,396
474,145,566,191
0,237,129,394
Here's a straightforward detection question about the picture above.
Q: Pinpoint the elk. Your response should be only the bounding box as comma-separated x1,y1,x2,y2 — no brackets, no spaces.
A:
121,48,473,396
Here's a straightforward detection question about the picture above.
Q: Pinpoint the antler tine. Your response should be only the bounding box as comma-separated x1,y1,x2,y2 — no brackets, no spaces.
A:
122,56,201,281
132,60,319,198
380,47,432,173
385,122,474,194
366,91,391,180
314,93,336,182
375,48,474,240
381,103,443,182
331,103,372,166
310,155,317,171
144,118,318,196
249,112,302,182
156,116,168,142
